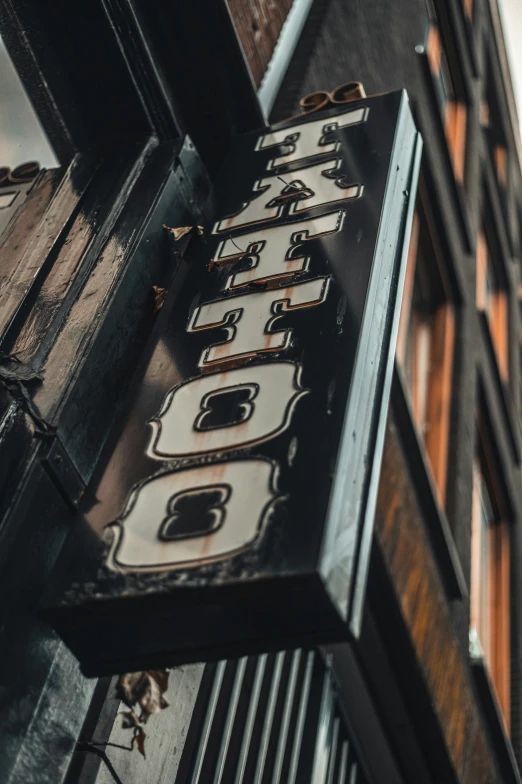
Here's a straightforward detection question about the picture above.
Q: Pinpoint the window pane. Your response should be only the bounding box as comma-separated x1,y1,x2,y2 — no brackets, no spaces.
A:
398,207,454,505
471,465,489,656
439,50,456,107
415,316,432,433
479,474,492,663
470,447,511,730
485,256,494,315
477,224,509,380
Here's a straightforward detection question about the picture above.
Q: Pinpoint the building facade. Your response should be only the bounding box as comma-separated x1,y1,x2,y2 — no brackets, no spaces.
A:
0,1,522,783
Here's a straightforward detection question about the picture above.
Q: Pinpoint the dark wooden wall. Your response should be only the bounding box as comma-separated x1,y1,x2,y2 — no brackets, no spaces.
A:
373,414,499,784
226,0,294,87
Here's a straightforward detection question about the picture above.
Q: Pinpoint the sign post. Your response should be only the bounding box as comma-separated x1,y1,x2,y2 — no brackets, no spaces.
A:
43,90,422,675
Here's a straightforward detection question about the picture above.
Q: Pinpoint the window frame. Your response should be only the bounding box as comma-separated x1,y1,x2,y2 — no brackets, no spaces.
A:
425,21,469,187
482,50,511,208
476,214,510,383
397,201,455,507
470,408,512,733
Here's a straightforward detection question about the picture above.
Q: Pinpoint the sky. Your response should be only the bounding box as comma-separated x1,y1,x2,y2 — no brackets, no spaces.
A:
0,36,57,169
498,0,522,137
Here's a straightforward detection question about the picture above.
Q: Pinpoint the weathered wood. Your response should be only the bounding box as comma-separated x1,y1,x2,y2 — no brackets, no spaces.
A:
0,156,98,346
0,139,208,784
375,413,499,784
10,150,146,364
0,172,57,241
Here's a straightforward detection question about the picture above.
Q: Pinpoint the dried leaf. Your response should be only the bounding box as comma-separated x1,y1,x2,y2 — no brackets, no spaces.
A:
116,670,170,724
0,354,43,383
163,224,194,241
120,710,140,729
163,224,204,241
150,669,170,694
152,285,168,312
135,728,147,759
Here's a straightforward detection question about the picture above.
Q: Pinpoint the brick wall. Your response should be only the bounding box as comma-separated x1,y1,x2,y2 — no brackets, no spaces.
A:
227,0,294,87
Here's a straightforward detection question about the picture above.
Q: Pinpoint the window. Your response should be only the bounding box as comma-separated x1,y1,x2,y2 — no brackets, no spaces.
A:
494,145,508,189
483,55,509,194
463,0,473,20
470,418,511,732
426,24,467,184
476,223,509,381
397,205,455,506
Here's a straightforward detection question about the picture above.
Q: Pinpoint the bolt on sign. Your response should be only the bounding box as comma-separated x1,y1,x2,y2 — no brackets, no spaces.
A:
43,91,422,676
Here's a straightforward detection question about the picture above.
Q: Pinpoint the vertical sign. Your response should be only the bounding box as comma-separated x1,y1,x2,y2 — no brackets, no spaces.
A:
43,91,422,675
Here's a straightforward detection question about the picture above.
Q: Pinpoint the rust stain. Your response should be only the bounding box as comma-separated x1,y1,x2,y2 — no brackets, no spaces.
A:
263,332,275,350
202,355,253,373
208,462,228,482
200,532,212,558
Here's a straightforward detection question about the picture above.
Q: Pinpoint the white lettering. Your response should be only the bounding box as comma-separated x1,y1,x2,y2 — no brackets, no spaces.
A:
105,106,363,575
211,211,344,290
213,160,362,233
256,107,368,169
107,459,280,571
147,362,307,458
188,277,331,368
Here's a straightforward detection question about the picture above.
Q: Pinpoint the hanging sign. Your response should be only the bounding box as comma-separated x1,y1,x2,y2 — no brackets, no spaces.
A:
43,90,422,675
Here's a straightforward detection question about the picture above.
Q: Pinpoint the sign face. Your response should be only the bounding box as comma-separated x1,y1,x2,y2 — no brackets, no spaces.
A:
43,90,422,676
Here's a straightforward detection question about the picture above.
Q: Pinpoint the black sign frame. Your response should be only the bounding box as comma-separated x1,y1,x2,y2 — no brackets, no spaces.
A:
43,90,422,676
